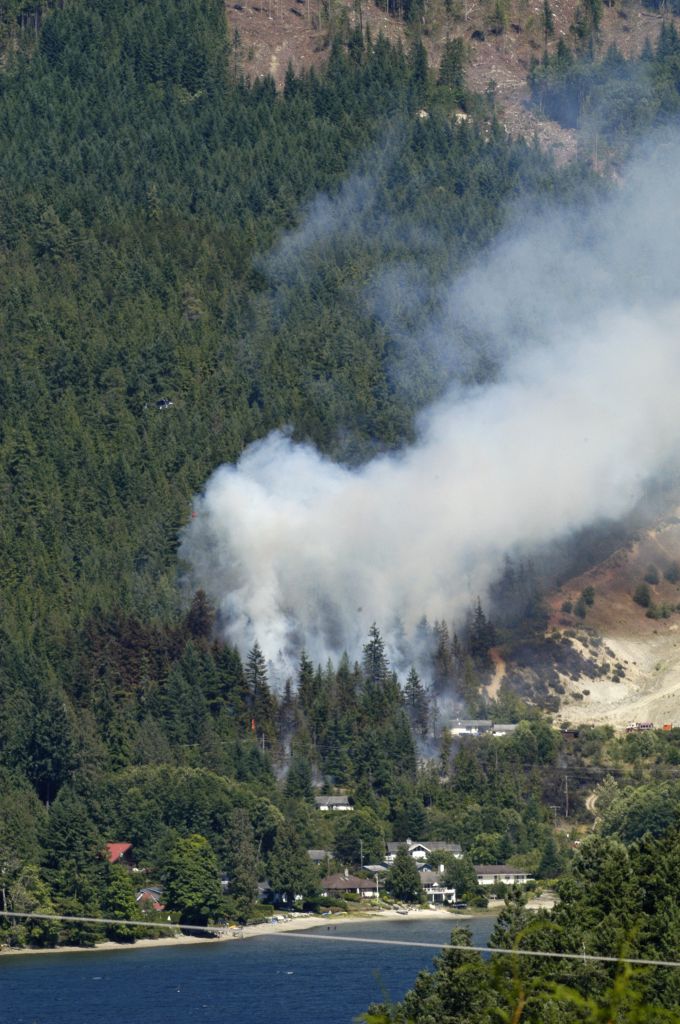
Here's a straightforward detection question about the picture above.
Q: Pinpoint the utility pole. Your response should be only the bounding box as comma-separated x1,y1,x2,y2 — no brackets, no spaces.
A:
359,838,364,870
564,775,570,819
549,804,558,827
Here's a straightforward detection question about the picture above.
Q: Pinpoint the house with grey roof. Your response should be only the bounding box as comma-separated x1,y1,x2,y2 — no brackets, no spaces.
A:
418,869,457,904
491,723,519,736
474,865,533,886
307,849,333,865
314,794,353,811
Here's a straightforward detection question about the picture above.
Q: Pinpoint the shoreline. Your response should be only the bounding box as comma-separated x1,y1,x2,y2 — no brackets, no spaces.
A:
0,906,469,958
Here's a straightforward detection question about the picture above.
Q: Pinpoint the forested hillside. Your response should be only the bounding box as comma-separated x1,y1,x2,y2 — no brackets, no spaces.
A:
0,0,581,779
0,0,583,936
2,10,680,1023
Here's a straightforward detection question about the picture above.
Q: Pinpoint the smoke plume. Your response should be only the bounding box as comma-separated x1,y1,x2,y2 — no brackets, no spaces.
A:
180,134,680,673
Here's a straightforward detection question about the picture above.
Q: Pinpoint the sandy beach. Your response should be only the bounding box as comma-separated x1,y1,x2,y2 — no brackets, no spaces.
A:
0,906,466,957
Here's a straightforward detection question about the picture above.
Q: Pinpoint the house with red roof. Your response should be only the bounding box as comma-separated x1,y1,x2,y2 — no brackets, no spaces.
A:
135,886,165,912
106,841,134,867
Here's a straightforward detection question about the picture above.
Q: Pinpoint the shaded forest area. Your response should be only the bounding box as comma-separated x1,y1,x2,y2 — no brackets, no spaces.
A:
529,20,680,155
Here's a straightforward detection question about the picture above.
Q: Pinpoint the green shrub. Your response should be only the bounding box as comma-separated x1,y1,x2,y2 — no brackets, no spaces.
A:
665,561,680,584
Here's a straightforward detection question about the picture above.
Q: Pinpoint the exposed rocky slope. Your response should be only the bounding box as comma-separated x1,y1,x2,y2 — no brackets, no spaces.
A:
226,0,669,159
488,513,680,728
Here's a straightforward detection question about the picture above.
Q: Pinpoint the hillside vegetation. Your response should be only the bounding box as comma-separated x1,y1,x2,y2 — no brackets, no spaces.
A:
0,0,581,929
2,7,680,1021
226,0,679,159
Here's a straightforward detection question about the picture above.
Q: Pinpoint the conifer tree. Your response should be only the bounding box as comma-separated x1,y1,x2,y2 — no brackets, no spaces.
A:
267,823,318,906
246,642,277,745
403,667,429,737
363,624,389,687
387,845,423,902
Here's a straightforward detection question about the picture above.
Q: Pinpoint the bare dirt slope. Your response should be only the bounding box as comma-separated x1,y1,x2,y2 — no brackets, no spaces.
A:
226,0,668,159
546,515,680,728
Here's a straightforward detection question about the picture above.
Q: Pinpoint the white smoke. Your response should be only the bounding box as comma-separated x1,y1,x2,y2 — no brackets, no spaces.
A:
180,134,680,672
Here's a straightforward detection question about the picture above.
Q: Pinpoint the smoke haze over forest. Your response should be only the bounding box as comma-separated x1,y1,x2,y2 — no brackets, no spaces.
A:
181,133,680,672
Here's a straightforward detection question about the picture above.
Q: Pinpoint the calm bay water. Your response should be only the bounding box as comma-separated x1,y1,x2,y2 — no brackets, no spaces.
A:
0,915,496,1024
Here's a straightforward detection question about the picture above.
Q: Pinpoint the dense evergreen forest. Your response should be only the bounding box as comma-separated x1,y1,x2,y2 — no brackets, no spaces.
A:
367,832,680,1022
0,0,579,819
2,1,680,1018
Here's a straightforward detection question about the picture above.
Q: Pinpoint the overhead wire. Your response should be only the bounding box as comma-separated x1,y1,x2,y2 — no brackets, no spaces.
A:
2,910,680,969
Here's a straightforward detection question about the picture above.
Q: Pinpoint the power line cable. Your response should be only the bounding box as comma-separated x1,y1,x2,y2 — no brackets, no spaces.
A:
0,910,220,935
3,911,680,969
273,930,680,968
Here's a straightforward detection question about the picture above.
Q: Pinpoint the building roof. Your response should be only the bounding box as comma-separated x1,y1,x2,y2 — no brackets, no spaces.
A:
387,840,462,855
106,842,133,863
136,886,163,898
451,720,493,728
307,849,332,862
419,870,455,887
321,873,378,890
474,864,529,874
136,888,164,911
314,795,352,806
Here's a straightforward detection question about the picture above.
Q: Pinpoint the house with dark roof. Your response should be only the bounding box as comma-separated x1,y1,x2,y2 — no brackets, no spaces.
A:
321,872,378,898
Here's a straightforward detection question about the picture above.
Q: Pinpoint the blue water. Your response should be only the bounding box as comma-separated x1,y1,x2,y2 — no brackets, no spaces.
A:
0,915,496,1024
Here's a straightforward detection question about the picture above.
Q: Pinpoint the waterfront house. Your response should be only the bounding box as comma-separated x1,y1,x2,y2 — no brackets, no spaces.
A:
135,886,165,912
474,865,533,886
321,872,378,898
418,869,457,904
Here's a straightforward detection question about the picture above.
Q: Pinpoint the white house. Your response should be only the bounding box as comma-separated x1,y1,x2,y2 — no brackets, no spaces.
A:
314,795,353,811
474,865,533,886
450,720,519,738
385,839,463,867
419,869,456,905
450,720,493,736
491,723,519,737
